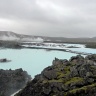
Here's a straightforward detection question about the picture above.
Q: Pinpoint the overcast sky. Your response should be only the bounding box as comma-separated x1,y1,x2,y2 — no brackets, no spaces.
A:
0,0,96,37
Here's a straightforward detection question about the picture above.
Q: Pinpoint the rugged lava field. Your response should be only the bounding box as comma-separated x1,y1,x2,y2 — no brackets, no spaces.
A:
16,55,96,96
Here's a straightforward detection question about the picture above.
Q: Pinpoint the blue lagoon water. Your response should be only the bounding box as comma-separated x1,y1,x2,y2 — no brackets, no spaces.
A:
0,47,96,77
0,48,77,77
69,48,96,54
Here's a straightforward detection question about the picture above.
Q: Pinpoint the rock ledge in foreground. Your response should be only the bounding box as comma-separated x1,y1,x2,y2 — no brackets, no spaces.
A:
0,68,31,96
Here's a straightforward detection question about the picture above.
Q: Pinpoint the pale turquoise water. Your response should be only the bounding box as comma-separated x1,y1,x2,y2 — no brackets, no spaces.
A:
70,48,96,54
0,48,96,78
0,49,77,77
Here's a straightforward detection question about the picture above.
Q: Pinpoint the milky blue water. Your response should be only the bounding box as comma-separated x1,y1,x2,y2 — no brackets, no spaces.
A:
0,48,77,77
0,47,96,78
70,48,96,54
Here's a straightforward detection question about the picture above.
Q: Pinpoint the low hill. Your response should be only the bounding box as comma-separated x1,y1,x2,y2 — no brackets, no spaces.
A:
0,31,96,43
0,31,43,42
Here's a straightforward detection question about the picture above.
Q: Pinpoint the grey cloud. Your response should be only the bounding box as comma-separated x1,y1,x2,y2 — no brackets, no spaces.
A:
0,0,96,37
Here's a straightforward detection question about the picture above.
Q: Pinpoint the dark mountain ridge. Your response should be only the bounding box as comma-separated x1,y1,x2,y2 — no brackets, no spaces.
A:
0,31,96,43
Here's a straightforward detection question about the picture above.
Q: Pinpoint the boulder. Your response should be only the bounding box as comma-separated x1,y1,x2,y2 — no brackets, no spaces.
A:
0,58,11,63
42,70,58,80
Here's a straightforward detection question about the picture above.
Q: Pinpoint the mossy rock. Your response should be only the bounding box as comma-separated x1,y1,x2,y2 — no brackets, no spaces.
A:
65,77,84,85
65,83,96,96
48,79,64,83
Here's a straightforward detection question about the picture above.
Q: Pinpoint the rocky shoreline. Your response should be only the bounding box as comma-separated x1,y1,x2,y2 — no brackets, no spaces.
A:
22,43,92,55
0,68,31,96
0,40,23,49
0,40,94,55
16,55,96,96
